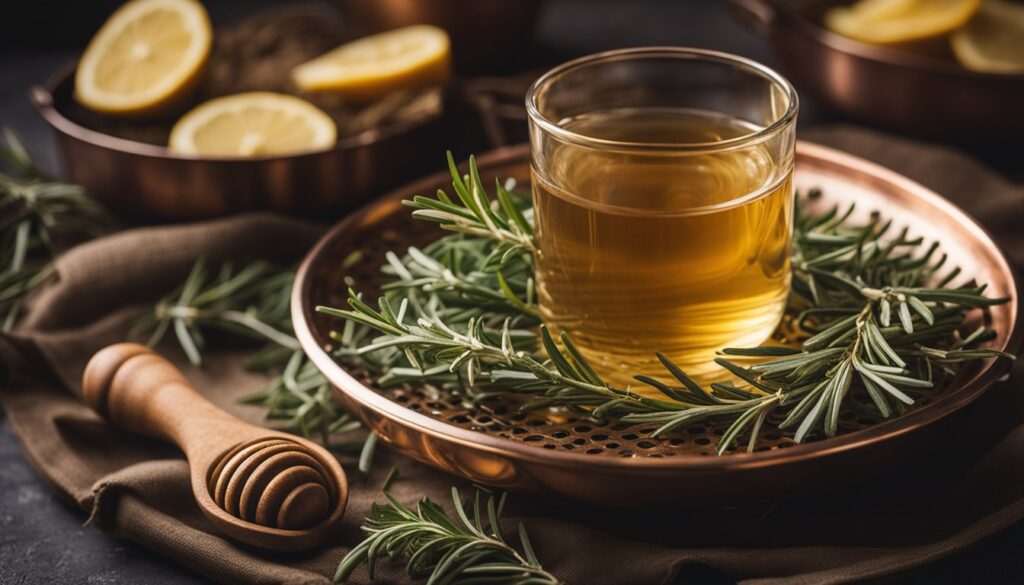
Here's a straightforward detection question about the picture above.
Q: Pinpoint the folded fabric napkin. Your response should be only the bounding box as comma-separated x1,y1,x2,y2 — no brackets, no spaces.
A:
1,125,1022,585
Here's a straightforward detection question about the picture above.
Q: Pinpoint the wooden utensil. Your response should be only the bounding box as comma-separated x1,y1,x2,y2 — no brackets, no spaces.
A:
82,343,348,551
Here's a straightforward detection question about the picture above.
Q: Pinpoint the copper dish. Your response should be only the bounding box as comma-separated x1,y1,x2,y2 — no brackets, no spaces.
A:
728,0,1024,140
293,142,1020,506
30,66,443,221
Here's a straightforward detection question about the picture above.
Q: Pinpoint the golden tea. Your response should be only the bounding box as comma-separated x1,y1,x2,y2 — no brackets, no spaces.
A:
532,108,793,390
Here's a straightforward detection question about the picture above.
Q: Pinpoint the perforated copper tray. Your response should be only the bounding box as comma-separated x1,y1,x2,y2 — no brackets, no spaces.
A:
293,142,1020,506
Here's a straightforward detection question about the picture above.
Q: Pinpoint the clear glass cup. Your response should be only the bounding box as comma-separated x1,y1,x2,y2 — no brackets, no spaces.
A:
525,48,798,392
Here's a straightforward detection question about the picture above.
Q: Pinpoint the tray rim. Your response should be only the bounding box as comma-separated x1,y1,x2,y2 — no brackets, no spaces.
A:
293,141,1021,474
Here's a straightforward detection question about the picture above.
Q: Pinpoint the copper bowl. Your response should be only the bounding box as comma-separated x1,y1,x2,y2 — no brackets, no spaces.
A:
728,0,1024,140
30,66,443,221
293,142,1020,506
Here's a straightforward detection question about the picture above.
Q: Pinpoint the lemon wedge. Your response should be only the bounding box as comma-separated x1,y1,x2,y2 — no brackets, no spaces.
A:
825,0,981,45
75,0,212,117
169,92,337,157
951,0,1024,74
292,25,451,102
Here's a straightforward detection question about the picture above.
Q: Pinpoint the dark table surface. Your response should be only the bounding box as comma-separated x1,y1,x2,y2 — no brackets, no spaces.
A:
2,1,1024,583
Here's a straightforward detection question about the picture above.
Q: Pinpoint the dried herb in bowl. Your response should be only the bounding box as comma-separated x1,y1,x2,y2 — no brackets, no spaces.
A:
64,5,443,148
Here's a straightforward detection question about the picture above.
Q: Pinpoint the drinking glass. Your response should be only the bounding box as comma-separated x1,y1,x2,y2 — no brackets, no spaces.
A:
525,48,798,391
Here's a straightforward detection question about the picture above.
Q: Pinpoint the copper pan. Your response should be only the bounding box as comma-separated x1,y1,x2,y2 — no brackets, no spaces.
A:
30,65,444,221
728,0,1024,140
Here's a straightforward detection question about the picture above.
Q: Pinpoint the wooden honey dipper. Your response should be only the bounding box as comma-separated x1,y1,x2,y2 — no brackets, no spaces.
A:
82,343,348,551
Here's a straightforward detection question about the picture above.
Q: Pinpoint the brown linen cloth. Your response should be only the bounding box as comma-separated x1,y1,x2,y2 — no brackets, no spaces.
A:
2,125,1024,585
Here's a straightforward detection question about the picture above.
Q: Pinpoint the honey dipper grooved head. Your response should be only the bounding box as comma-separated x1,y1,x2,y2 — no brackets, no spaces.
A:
209,437,338,530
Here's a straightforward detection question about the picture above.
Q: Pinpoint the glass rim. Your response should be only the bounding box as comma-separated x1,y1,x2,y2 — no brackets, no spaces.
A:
525,47,799,154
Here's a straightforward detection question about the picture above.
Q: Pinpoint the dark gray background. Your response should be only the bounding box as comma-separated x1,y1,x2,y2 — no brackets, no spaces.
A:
2,1,1023,583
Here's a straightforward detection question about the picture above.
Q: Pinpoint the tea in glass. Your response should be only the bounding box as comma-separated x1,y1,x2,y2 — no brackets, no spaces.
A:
526,49,798,391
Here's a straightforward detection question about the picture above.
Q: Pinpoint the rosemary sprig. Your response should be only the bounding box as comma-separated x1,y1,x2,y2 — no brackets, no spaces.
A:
336,481,559,585
132,258,364,448
405,152,535,261
381,244,538,320
0,129,111,330
317,154,1015,454
241,346,363,448
130,257,298,366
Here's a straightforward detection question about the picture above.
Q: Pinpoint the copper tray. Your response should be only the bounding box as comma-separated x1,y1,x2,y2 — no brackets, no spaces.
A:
293,142,1020,506
30,65,442,221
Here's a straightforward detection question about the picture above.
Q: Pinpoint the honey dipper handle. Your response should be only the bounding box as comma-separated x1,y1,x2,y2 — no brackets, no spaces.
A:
82,343,252,447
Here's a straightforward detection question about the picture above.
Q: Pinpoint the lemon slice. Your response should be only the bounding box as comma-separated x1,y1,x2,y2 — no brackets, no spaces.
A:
169,92,337,157
292,25,451,102
842,0,917,22
952,0,1024,74
825,0,981,44
75,0,212,117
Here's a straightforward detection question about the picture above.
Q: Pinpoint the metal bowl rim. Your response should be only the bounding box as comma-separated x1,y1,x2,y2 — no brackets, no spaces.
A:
779,2,1024,82
30,61,445,164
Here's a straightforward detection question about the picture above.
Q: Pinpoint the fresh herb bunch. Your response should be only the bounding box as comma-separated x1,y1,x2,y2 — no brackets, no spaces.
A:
336,474,559,584
322,160,540,393
316,153,1014,454
132,257,363,449
0,129,111,330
